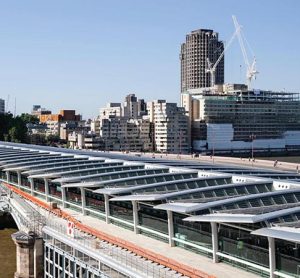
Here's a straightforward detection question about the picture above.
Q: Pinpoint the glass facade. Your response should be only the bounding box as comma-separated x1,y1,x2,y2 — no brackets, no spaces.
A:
0,170,6,180
65,187,82,205
275,239,300,275
33,178,45,193
21,174,31,188
10,172,18,184
138,203,168,235
48,181,62,199
219,224,269,267
110,201,133,223
85,189,105,213
173,212,212,248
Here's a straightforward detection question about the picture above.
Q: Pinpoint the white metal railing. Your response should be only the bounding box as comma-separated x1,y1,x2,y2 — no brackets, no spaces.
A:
45,218,182,278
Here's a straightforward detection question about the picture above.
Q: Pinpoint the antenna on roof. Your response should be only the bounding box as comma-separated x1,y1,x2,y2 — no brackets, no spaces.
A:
14,97,17,117
6,94,10,113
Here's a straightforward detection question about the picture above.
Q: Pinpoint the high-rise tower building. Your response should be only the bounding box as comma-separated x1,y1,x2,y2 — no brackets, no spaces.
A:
0,99,5,114
180,29,224,92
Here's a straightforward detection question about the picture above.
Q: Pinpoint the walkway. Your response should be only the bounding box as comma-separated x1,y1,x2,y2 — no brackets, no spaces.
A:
115,151,300,173
63,208,260,278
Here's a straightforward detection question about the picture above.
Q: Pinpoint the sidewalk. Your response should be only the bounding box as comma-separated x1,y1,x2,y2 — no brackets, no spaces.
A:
114,151,300,173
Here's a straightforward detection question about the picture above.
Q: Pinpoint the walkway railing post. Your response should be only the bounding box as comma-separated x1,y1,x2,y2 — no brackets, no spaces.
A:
80,187,86,215
104,194,110,224
268,237,276,278
167,210,175,247
132,200,139,234
6,170,10,183
17,171,22,187
44,178,49,202
61,187,67,208
211,222,219,263
30,178,34,195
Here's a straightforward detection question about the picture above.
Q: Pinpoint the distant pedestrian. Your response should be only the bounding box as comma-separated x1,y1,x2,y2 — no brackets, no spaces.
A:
297,165,299,174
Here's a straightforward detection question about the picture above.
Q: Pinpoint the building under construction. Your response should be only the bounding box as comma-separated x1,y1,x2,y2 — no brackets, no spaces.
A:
181,86,300,153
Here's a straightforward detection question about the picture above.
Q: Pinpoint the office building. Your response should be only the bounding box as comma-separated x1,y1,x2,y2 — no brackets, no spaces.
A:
0,99,4,114
180,29,224,92
181,87,300,153
31,105,52,117
39,110,81,123
123,94,147,118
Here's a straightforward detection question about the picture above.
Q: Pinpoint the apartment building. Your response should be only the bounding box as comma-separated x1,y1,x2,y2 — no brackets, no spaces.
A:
99,103,123,119
99,117,152,151
123,94,147,118
147,100,189,154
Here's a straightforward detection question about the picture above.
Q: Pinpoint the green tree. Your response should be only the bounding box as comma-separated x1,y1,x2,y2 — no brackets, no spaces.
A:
20,113,39,124
0,113,29,143
8,126,20,142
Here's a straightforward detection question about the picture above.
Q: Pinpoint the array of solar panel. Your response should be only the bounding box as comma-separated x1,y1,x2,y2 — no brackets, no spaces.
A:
22,159,99,173
1,156,79,169
206,190,300,214
27,162,124,177
57,168,170,184
161,181,273,203
95,172,199,189
0,153,53,163
269,211,300,226
125,176,232,195
215,203,300,215
57,165,145,179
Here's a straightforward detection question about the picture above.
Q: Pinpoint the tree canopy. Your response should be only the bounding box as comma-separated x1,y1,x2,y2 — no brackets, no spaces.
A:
0,113,38,143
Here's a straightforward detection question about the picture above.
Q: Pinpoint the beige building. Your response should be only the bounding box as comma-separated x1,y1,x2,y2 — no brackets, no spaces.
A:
99,103,122,119
99,117,152,152
147,100,190,154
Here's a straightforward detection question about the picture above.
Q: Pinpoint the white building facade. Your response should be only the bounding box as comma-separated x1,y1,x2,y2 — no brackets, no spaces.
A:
147,100,190,154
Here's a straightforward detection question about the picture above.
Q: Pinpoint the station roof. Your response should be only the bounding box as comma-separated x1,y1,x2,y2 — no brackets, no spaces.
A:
252,227,300,243
1,141,300,241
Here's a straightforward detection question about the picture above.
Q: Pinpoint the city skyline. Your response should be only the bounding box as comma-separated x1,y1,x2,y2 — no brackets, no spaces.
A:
1,0,300,118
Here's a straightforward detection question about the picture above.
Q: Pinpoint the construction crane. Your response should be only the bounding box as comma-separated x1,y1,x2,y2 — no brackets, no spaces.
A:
232,15,259,89
206,23,241,88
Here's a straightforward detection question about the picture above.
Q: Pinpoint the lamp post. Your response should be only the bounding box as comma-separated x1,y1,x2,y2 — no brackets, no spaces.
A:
249,133,256,166
212,127,215,164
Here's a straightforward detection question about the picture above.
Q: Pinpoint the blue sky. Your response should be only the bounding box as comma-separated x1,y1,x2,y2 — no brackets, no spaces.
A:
0,0,299,118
